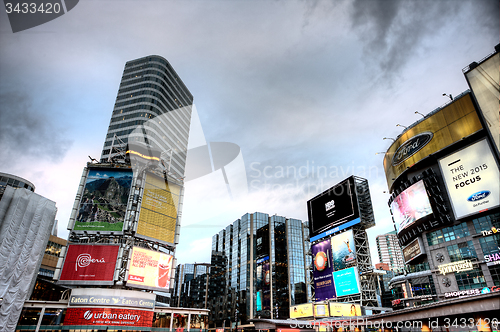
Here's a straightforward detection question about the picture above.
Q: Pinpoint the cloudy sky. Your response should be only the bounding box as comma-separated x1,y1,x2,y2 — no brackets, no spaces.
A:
0,0,498,265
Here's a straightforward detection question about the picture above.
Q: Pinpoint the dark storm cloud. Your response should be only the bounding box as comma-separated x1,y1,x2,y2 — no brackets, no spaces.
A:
0,91,72,165
348,0,497,81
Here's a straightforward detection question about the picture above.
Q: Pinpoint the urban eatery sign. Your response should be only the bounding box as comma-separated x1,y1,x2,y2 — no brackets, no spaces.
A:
392,132,433,166
438,260,474,275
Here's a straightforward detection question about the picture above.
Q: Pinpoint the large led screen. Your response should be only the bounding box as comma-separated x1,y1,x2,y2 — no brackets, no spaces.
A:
255,257,271,312
329,303,361,317
439,139,500,220
332,267,360,297
312,239,336,301
289,303,314,318
390,180,433,234
127,247,173,292
308,177,359,240
137,172,180,245
331,230,357,271
74,168,132,232
59,244,119,285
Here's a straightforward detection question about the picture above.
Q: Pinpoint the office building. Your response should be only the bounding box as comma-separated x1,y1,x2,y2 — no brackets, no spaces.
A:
208,212,310,328
172,263,211,308
376,231,405,271
100,55,193,179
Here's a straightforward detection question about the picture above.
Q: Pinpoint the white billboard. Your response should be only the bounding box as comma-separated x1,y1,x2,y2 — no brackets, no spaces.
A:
439,139,500,220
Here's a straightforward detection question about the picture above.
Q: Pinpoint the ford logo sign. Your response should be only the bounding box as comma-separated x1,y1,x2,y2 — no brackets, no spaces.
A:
467,191,490,202
391,132,433,166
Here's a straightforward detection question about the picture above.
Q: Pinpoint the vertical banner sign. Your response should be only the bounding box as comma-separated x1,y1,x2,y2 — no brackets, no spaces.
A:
312,239,336,301
127,247,173,291
439,139,500,220
330,230,357,270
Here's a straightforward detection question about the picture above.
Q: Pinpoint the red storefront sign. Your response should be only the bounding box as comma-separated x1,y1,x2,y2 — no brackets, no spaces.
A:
59,244,119,282
64,307,154,327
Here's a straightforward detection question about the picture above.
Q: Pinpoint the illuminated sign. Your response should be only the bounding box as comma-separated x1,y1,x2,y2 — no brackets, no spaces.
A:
312,239,336,301
438,260,473,275
328,302,361,317
390,180,433,234
438,139,500,220
137,172,180,245
330,230,357,270
314,304,328,317
74,168,132,232
392,132,433,166
63,308,153,327
403,237,425,263
485,252,500,266
332,267,360,297
444,289,481,298
59,245,119,285
289,303,314,318
69,295,155,309
308,177,360,241
127,247,173,292
481,227,499,237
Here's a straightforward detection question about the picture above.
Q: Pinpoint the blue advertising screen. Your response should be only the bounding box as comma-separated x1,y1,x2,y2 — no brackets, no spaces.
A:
332,267,360,297
311,239,336,301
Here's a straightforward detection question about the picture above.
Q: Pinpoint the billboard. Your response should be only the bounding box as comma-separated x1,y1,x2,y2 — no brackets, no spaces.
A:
390,180,433,234
74,168,132,232
332,267,360,297
256,257,271,312
59,244,119,285
136,172,180,245
314,304,329,317
403,237,425,263
383,93,482,190
312,239,336,301
308,177,360,241
438,139,500,220
330,230,357,271
328,303,361,317
289,303,313,318
63,308,153,327
126,247,173,292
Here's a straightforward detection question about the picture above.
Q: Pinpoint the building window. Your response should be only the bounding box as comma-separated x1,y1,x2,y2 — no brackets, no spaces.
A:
427,222,470,246
447,241,476,262
427,229,444,246
454,268,486,290
489,265,500,286
473,212,500,234
479,234,500,256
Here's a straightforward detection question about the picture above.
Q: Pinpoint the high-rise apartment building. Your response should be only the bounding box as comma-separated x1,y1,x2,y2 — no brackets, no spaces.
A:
100,55,193,179
208,212,310,328
376,230,405,271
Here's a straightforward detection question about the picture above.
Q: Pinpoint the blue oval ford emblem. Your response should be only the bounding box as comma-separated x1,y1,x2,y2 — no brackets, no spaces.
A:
467,191,491,202
391,132,433,166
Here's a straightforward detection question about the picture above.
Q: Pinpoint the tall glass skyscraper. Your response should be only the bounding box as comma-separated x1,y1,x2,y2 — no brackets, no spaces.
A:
99,55,193,179
208,212,310,327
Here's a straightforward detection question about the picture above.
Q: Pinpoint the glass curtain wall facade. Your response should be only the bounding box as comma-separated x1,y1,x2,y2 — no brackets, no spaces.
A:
208,212,310,328
100,55,193,179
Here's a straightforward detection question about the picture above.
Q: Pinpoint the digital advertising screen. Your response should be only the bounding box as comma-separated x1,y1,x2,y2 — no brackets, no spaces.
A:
74,168,132,232
311,239,336,301
255,258,271,312
332,267,360,297
390,180,433,234
330,230,357,271
289,303,314,318
439,139,500,220
137,172,180,245
403,237,425,263
127,247,173,292
328,302,361,317
308,177,360,240
314,304,329,317
59,244,119,285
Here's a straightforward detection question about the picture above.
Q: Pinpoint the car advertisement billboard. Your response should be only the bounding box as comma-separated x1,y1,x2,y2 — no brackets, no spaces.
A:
308,177,360,241
63,308,154,327
74,168,132,232
390,180,433,234
331,230,357,270
312,239,336,301
383,93,482,191
332,267,360,297
136,172,180,245
289,303,314,318
438,139,500,220
328,302,362,317
59,244,119,285
126,247,173,292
